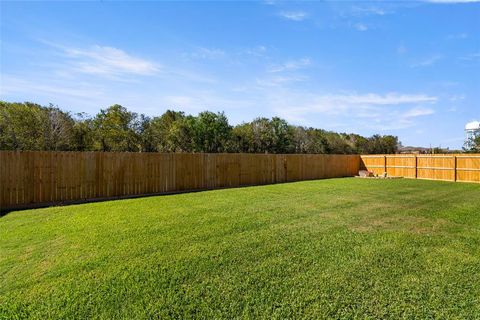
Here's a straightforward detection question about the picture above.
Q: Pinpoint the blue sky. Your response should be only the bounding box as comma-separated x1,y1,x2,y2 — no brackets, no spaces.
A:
1,1,479,149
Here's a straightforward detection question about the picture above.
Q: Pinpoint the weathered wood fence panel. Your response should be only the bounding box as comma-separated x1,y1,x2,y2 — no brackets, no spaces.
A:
360,154,480,183
0,152,360,210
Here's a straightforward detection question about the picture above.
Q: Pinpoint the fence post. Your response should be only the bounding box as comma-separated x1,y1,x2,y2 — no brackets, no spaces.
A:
415,155,418,179
453,155,457,182
384,155,387,174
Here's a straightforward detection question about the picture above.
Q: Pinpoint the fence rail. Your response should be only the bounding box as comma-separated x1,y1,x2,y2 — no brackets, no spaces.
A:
0,151,360,211
360,154,480,183
2,152,479,211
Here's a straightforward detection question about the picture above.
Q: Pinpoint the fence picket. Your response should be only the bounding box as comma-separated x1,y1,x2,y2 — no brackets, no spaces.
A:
0,151,362,210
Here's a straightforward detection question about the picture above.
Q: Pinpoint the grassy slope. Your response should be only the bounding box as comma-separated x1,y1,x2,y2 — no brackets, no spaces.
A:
1,178,480,319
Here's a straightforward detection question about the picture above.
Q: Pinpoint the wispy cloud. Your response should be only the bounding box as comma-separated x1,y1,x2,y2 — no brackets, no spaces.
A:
1,75,104,100
62,45,160,77
278,11,308,21
271,92,437,129
256,75,308,87
243,45,267,57
335,4,399,18
459,52,480,61
446,33,468,39
41,41,224,84
184,47,225,60
457,52,480,66
449,94,465,102
402,107,435,118
349,5,390,16
425,0,480,3
411,55,443,67
354,23,368,31
268,58,311,73
305,93,437,107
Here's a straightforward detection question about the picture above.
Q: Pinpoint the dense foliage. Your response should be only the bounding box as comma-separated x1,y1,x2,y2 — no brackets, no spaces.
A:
464,136,480,153
0,101,399,154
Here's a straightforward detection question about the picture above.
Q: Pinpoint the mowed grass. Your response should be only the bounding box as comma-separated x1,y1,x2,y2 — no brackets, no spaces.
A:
1,178,480,319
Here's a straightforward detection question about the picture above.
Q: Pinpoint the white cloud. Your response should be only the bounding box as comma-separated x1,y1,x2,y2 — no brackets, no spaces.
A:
448,106,458,112
152,91,259,116
54,45,159,78
30,40,162,81
457,52,480,67
411,55,443,67
425,0,480,3
270,92,437,129
278,11,308,21
184,47,225,60
401,107,435,118
306,93,438,107
256,75,308,87
449,94,465,102
1,75,104,99
459,52,480,61
436,81,459,87
350,6,390,16
268,58,311,73
388,107,435,130
62,45,160,77
354,23,368,31
243,45,267,57
447,33,468,40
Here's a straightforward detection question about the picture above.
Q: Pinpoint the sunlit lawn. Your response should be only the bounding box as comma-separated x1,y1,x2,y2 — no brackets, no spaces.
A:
1,178,480,319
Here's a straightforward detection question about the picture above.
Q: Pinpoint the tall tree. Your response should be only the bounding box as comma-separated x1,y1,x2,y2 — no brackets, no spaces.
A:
0,102,44,150
0,102,76,151
72,113,94,151
231,123,254,153
242,117,294,153
191,111,232,153
43,105,76,151
146,110,194,152
92,104,142,152
464,136,480,153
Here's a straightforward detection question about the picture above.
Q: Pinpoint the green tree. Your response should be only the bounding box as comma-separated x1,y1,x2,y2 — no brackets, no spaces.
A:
191,111,232,153
0,102,77,151
43,105,77,151
0,100,404,155
0,102,44,150
464,136,480,153
146,110,194,152
72,113,94,151
244,117,294,153
305,128,329,154
323,132,353,154
92,105,142,152
231,123,254,153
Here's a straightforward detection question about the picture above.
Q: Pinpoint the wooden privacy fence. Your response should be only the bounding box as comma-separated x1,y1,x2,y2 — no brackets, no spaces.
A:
0,151,360,211
360,154,480,183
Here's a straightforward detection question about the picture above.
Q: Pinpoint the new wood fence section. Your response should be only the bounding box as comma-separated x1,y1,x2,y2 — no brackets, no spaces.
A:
0,152,360,211
360,154,480,183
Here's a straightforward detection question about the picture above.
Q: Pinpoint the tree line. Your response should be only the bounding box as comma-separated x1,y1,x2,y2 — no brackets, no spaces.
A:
0,101,400,154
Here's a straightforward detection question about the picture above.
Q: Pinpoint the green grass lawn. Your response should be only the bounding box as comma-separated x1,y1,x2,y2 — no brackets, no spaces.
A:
1,178,480,319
